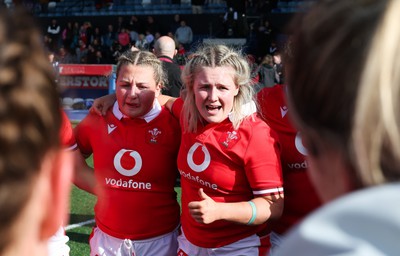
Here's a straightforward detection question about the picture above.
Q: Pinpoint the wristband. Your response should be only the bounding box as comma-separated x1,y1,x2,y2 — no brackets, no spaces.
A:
247,201,257,225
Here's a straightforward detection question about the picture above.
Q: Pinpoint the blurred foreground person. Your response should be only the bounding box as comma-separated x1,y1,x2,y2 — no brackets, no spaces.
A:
0,8,73,256
276,0,400,255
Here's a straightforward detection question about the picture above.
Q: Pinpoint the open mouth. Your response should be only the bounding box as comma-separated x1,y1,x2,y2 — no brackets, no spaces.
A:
206,105,222,111
125,102,139,108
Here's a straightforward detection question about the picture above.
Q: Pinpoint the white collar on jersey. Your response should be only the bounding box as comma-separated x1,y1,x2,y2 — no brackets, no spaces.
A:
228,100,257,122
112,99,162,123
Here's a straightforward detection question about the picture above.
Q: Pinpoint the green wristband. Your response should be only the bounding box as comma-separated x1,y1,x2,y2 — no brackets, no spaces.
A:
247,201,257,225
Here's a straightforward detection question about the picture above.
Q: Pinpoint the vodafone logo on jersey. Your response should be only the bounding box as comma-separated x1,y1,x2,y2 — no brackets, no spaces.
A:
113,149,142,176
187,142,211,172
295,132,307,156
286,132,309,171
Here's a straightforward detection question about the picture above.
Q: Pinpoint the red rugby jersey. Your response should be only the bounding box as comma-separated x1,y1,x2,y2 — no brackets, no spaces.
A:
173,98,283,248
74,102,181,239
257,85,321,234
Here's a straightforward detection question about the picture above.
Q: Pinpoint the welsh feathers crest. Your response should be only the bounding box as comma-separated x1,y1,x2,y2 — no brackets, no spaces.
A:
148,128,161,143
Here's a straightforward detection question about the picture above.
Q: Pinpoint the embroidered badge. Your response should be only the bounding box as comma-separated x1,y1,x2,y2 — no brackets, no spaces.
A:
147,128,162,144
219,130,239,148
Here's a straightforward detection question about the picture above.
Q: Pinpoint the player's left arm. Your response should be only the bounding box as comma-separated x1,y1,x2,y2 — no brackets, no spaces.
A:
90,93,116,116
188,189,283,225
157,94,177,111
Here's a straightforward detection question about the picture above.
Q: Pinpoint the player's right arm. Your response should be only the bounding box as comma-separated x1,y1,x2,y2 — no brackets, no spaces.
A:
72,113,97,195
73,150,96,195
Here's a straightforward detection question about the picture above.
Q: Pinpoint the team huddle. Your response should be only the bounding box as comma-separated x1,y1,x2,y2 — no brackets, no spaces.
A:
3,0,400,255
74,46,284,255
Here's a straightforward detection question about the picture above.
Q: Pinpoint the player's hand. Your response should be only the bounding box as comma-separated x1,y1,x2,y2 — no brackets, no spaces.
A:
188,188,219,224
90,94,116,116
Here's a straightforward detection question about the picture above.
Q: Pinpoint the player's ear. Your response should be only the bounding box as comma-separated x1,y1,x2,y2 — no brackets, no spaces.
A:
39,149,74,240
155,82,162,98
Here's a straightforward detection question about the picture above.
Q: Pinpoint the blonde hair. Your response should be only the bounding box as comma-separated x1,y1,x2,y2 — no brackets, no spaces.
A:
353,0,400,185
181,44,254,133
261,54,274,66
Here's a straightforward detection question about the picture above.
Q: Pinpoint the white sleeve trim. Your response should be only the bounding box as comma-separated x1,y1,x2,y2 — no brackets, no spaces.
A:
253,187,284,195
65,143,78,152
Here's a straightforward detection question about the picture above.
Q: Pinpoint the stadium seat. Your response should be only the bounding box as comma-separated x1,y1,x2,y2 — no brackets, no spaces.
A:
62,97,74,110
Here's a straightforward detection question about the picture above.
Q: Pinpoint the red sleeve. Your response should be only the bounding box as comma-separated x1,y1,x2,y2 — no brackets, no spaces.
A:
60,110,77,150
244,118,283,196
73,112,96,156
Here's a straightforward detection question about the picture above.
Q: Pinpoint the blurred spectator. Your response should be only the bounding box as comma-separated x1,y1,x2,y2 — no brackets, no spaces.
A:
88,37,103,60
254,54,275,91
47,18,60,51
256,18,274,58
43,34,53,52
115,16,126,33
246,54,260,83
102,24,117,49
87,44,102,64
47,50,59,81
111,41,123,63
268,40,278,55
78,23,88,46
154,31,161,43
91,26,104,47
176,42,187,65
70,21,80,50
144,15,160,35
175,20,193,51
56,46,75,64
153,36,183,97
102,23,117,62
127,15,142,45
145,29,155,49
118,27,131,51
169,14,181,35
61,21,74,53
83,21,94,47
223,6,238,37
75,39,88,64
135,33,149,50
273,51,284,84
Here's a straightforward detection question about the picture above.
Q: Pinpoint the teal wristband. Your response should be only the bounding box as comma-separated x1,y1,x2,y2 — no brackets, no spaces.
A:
247,201,257,225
